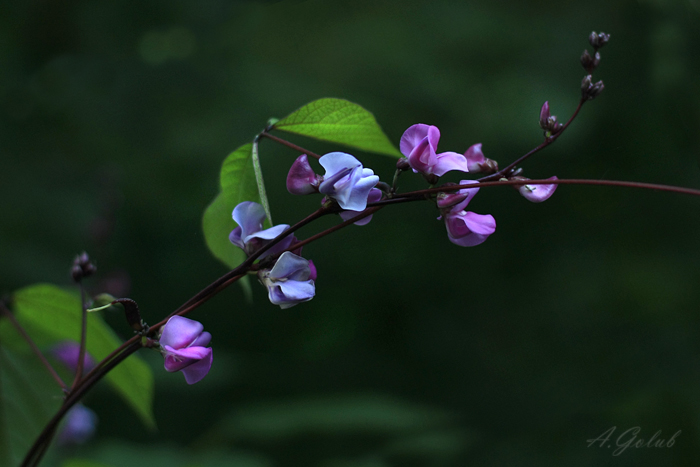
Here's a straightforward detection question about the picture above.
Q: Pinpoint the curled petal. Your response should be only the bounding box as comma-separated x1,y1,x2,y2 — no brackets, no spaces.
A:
339,188,382,225
308,260,317,281
160,316,203,349
519,176,559,203
451,180,480,212
180,348,213,384
163,345,212,373
318,152,379,211
269,251,311,282
464,143,486,172
287,154,320,195
432,151,470,177
445,211,496,247
399,124,432,157
232,202,266,240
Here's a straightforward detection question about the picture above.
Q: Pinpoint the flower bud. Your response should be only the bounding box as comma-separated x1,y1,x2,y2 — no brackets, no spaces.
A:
396,157,411,171
581,75,605,101
286,154,320,195
159,316,213,384
463,143,499,174
580,50,600,73
539,101,550,129
588,31,610,50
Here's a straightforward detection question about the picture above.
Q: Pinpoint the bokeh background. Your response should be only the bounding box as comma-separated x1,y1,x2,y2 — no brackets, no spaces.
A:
2,0,700,465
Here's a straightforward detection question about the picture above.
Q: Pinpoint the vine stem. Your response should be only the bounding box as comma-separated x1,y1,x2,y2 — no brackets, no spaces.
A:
259,131,321,159
71,283,88,389
21,341,141,467
479,98,585,182
380,178,700,204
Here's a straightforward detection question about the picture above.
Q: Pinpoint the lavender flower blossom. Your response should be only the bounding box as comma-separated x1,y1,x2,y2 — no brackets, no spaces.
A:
318,152,379,211
400,124,470,177
160,316,213,384
258,251,316,309
51,341,96,374
229,201,297,259
57,404,97,445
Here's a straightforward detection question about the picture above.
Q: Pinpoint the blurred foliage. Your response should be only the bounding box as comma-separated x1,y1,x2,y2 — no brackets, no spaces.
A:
1,0,700,466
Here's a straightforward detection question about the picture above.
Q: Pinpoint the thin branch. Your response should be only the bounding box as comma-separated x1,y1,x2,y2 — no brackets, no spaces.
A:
259,131,321,159
71,283,88,389
0,302,66,390
479,98,586,182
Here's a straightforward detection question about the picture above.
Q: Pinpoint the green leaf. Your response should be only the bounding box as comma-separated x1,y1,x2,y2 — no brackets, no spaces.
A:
11,284,156,429
0,344,62,467
203,143,260,269
272,98,401,157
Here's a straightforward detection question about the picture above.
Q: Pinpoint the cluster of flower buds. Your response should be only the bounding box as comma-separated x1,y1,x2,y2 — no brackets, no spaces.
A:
581,75,605,101
230,201,316,308
579,31,608,100
588,31,611,50
539,101,563,136
71,252,97,282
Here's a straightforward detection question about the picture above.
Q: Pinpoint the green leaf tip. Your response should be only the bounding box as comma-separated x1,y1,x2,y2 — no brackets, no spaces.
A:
272,98,401,158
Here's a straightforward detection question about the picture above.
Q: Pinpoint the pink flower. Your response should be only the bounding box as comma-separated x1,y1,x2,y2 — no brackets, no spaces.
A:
400,124,470,177
441,181,496,247
515,176,559,203
159,316,213,384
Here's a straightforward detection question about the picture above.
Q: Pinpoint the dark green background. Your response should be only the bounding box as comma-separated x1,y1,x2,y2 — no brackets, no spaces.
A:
2,0,700,466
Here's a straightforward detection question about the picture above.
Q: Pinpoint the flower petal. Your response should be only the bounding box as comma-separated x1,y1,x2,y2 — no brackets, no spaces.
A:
232,202,266,240
287,154,319,195
432,152,470,177
160,316,203,349
400,124,431,157
181,348,213,384
445,211,496,247
519,176,558,203
269,251,310,281
318,152,361,176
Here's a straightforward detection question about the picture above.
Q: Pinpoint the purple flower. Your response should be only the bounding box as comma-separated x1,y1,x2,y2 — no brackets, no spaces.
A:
259,252,316,309
287,154,321,195
515,176,559,203
51,341,96,374
338,188,383,226
318,152,379,211
229,201,297,259
57,404,97,445
441,181,496,247
400,124,470,177
159,316,213,384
